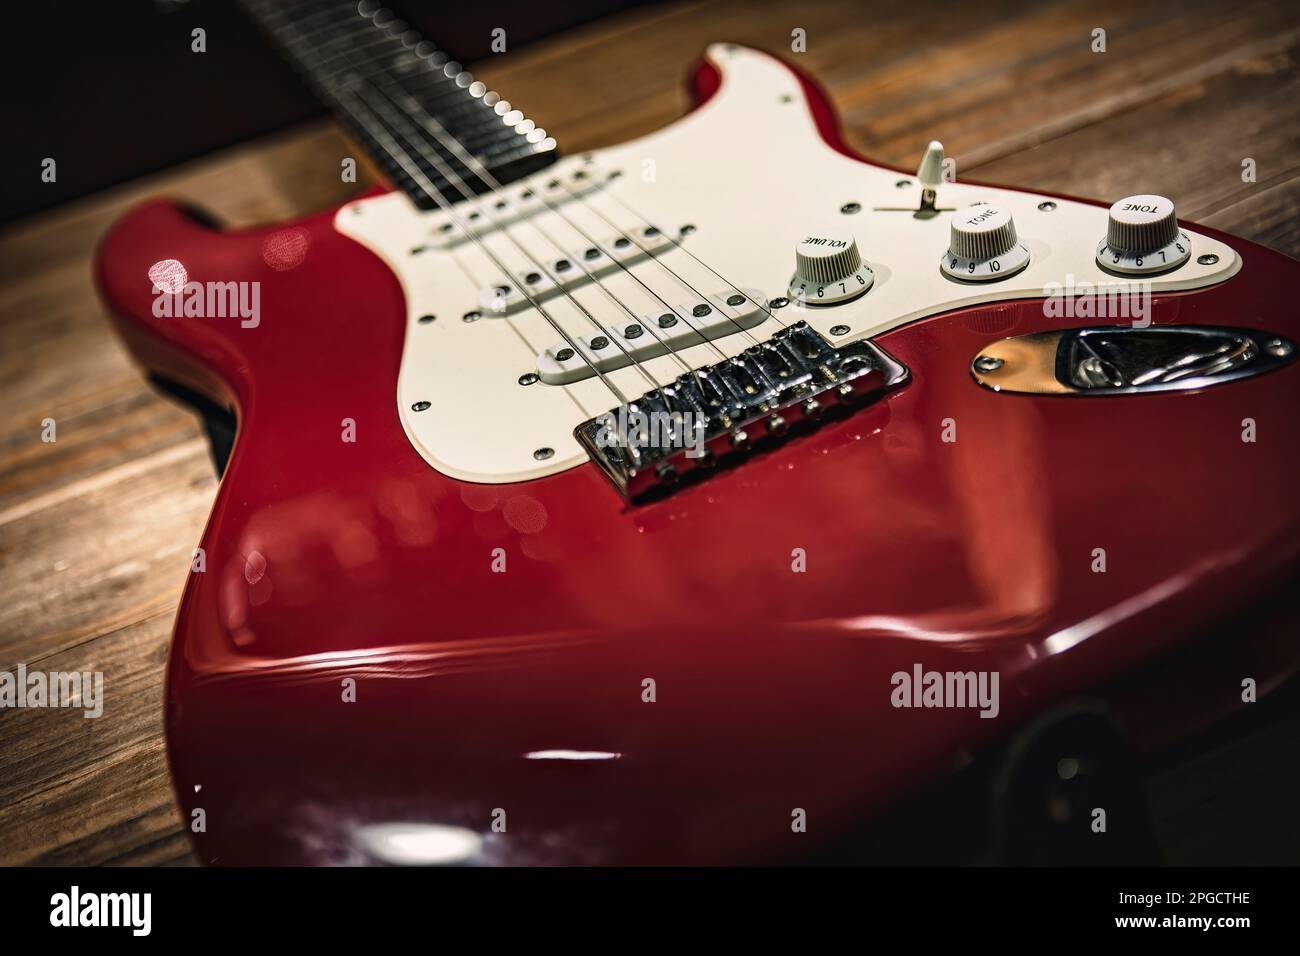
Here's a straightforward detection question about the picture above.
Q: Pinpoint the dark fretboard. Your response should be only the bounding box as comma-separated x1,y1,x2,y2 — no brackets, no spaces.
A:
241,0,558,209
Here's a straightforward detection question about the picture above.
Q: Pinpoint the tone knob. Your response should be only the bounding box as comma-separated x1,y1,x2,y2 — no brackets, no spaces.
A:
940,202,1030,281
788,228,874,305
1096,194,1190,275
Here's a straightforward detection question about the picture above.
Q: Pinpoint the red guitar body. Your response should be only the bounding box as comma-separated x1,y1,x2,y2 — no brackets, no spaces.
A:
96,54,1300,865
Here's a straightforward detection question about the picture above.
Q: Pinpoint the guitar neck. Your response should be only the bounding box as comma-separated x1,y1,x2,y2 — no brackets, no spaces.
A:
241,0,558,209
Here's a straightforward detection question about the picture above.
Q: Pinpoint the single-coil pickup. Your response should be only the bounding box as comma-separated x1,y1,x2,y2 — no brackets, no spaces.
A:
536,289,768,385
425,168,603,250
477,228,679,316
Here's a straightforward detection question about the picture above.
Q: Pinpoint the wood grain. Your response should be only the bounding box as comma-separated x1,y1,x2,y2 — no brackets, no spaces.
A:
1,0,1297,865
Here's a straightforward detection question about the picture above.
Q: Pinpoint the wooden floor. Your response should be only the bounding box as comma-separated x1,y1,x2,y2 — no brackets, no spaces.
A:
2,0,1298,865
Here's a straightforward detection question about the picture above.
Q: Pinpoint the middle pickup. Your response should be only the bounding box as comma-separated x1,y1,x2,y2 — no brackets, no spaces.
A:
477,227,681,316
536,288,769,384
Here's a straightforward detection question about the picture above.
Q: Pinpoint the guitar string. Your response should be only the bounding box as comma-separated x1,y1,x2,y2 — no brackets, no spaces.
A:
263,5,659,407
313,0,801,345
266,0,669,393
372,84,757,378
372,84,699,380
284,11,721,390
278,0,762,373
349,81,671,399
333,85,634,406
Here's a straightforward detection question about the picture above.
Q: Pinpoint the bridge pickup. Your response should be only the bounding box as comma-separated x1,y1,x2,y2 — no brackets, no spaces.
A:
479,227,680,316
575,321,910,500
425,168,603,250
536,289,767,384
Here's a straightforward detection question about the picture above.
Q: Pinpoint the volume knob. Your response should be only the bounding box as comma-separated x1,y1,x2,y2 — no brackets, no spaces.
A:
1097,194,1190,274
941,202,1030,281
788,229,874,305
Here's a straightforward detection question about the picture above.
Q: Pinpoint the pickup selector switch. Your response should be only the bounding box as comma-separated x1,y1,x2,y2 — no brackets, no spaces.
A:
941,202,1030,281
788,229,874,305
1096,194,1190,275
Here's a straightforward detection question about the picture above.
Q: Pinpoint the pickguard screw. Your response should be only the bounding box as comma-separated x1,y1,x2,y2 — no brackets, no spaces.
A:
974,355,1004,372
518,372,539,385
779,94,793,104
409,245,427,256
769,296,790,309
830,324,850,336
411,400,431,411
1197,254,1219,265
463,311,481,322
840,202,861,214
418,314,436,324
1265,338,1293,357
534,447,555,460
1037,201,1057,211
895,179,911,189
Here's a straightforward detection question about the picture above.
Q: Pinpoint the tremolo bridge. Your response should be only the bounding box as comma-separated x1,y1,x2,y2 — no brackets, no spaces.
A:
575,321,909,499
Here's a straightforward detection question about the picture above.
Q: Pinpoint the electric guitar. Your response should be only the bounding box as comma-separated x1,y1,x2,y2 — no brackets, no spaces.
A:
96,0,1300,865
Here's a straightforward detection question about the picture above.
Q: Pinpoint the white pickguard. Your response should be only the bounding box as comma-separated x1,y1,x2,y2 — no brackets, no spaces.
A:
336,44,1238,485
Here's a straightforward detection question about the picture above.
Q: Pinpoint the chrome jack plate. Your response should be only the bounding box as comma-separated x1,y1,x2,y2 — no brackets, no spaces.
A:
971,326,1296,395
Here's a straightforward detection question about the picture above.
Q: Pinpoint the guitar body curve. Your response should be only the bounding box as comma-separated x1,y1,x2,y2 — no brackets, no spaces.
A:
96,45,1300,865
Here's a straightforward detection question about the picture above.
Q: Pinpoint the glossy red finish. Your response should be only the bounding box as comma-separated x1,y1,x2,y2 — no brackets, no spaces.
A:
95,53,1300,864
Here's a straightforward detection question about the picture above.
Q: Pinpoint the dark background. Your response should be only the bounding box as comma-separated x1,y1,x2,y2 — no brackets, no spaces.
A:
0,0,650,224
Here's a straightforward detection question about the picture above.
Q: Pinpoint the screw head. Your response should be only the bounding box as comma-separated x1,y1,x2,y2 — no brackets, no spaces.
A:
1265,338,1293,358
518,372,539,386
411,400,431,412
1197,254,1219,265
533,447,555,461
974,355,1004,372
768,297,790,309
1038,201,1057,211
679,224,697,237
840,202,861,214
830,324,850,336
895,179,911,189
417,314,436,324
